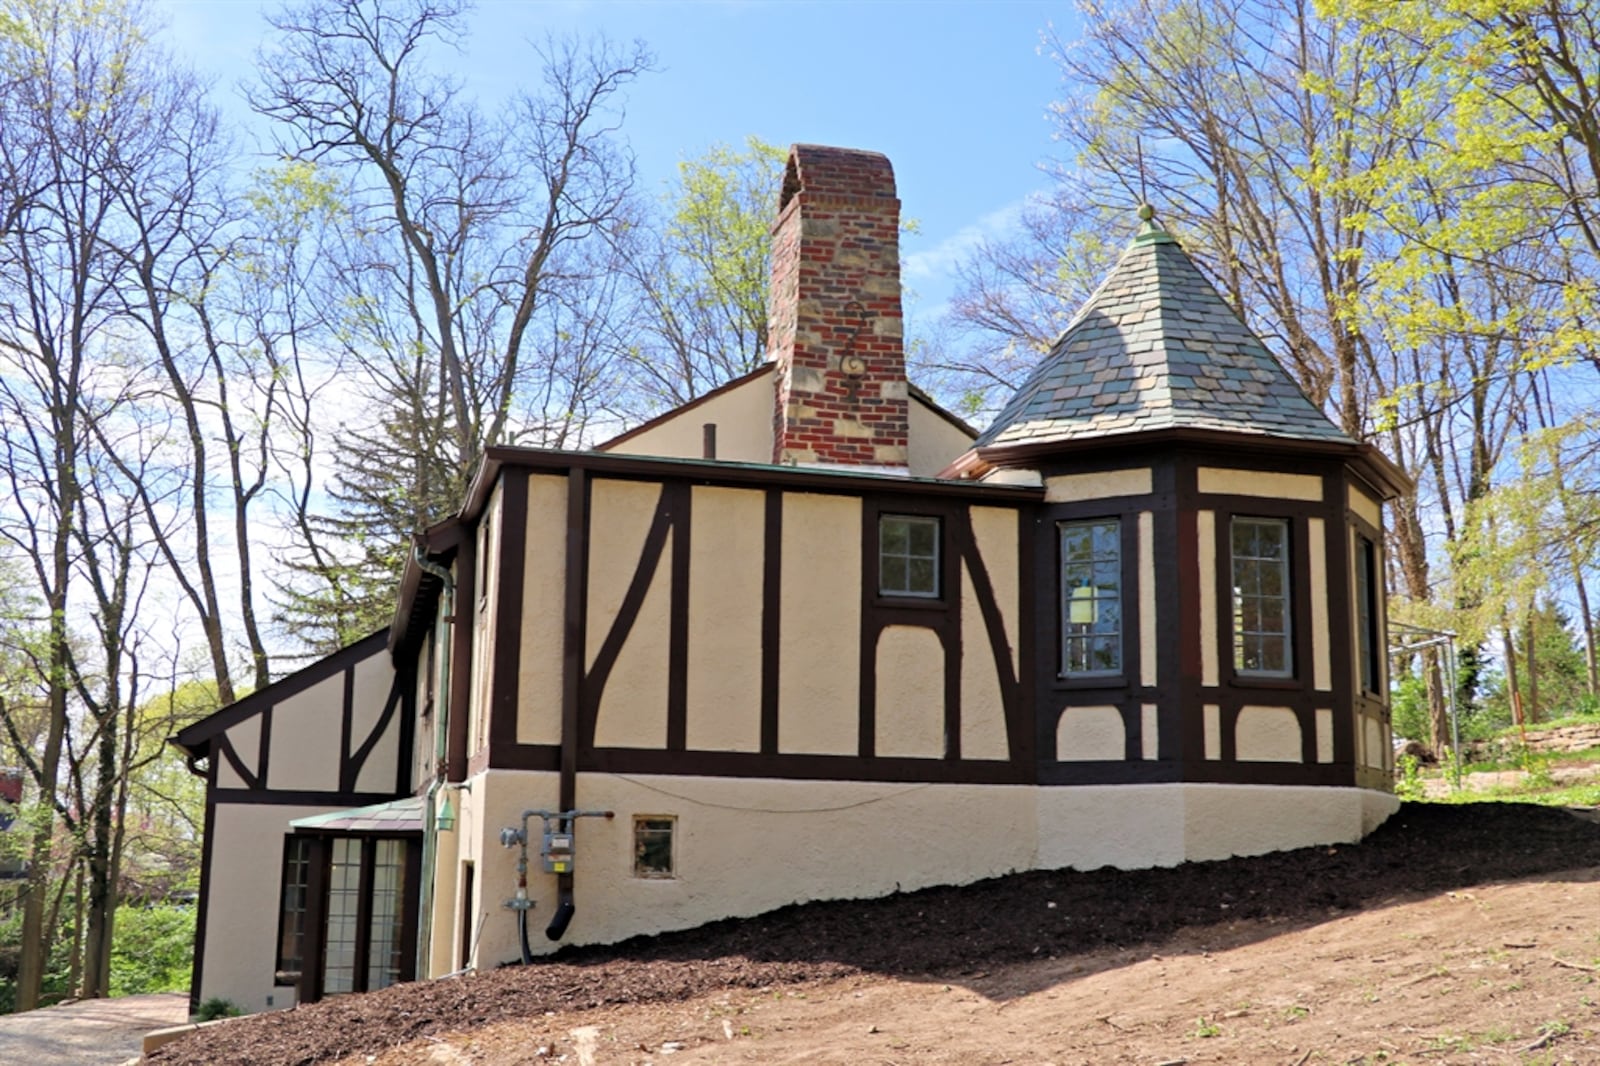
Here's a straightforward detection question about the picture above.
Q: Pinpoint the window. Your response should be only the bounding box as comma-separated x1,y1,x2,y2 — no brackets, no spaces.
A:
879,515,940,598
1356,534,1380,693
633,816,675,879
1060,520,1122,676
1232,517,1292,677
275,836,313,984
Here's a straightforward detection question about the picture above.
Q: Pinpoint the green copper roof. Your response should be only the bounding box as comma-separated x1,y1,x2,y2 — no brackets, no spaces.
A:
974,217,1352,452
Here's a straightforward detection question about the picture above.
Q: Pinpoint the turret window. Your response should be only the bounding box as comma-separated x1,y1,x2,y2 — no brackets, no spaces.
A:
1060,520,1122,676
1232,517,1292,677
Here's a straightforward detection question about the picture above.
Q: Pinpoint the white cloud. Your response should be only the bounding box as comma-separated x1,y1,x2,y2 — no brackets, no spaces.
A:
902,196,1032,283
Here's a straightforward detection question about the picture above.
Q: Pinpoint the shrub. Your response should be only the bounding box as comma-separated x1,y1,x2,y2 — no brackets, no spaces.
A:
109,902,195,997
195,996,243,1021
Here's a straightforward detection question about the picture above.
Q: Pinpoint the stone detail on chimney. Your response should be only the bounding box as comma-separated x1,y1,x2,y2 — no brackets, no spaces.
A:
768,144,909,469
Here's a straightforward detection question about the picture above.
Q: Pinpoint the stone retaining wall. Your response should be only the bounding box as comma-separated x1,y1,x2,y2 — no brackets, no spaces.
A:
1465,721,1600,762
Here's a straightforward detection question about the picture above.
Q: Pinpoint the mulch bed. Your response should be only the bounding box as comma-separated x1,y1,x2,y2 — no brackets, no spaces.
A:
151,802,1600,1066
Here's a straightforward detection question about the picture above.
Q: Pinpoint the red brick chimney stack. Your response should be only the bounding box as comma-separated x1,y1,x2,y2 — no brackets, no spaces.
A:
768,144,909,469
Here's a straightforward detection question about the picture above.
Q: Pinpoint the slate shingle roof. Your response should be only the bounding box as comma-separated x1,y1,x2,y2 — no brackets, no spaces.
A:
974,218,1354,452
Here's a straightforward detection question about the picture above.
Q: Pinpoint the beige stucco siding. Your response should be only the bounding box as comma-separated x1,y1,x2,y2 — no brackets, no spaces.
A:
960,506,1017,762
1197,510,1219,686
1348,482,1382,528
218,716,260,789
351,652,400,793
1138,510,1156,687
517,475,567,746
1234,705,1302,763
968,507,1020,673
778,493,862,755
1309,516,1331,691
447,771,1398,968
875,625,945,758
470,483,503,756
602,372,775,464
908,397,976,477
1141,703,1159,759
1044,467,1152,503
1056,705,1124,761
201,803,339,1012
1316,707,1334,763
685,486,764,752
588,479,671,750
959,570,1010,761
1197,467,1323,502
267,674,343,791
1180,785,1397,862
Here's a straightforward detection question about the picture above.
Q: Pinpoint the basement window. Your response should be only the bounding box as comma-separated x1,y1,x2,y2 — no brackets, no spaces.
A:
633,816,675,879
879,515,941,598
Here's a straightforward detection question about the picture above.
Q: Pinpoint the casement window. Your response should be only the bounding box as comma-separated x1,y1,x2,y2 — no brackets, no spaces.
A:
1232,517,1292,677
878,515,941,598
633,816,675,879
1356,534,1380,693
274,836,313,984
1059,519,1122,676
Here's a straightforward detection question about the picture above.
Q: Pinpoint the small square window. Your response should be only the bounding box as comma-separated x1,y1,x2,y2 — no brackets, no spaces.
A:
879,515,940,598
633,816,675,879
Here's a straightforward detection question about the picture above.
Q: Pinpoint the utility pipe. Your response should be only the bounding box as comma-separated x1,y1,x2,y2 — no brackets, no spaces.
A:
413,545,455,978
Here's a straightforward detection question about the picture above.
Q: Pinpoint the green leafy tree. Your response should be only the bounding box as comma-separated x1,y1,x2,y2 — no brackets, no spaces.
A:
619,136,787,412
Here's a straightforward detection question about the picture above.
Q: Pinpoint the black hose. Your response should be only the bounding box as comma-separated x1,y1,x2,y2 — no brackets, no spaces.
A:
518,907,533,965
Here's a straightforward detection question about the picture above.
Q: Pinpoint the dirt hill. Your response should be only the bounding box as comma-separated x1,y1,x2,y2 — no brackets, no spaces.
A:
152,803,1600,1066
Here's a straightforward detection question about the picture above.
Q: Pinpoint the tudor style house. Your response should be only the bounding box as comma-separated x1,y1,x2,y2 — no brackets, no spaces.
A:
172,146,1408,1015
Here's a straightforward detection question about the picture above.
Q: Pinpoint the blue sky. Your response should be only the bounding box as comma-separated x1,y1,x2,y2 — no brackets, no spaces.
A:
154,0,1077,327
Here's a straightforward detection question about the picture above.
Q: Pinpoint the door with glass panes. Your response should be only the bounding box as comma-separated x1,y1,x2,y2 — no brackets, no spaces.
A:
276,833,421,1003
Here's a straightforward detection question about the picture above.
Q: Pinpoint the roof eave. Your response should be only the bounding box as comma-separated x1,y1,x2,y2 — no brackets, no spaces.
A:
976,427,1413,500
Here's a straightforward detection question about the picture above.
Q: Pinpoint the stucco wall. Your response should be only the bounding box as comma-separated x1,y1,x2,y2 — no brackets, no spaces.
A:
908,397,976,478
445,771,1399,968
601,371,776,464
517,475,567,746
875,626,946,757
588,479,671,749
201,803,340,1013
778,493,862,755
268,676,342,791
685,486,764,752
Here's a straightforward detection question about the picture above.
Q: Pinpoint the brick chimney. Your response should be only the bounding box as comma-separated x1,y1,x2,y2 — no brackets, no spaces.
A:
768,144,908,469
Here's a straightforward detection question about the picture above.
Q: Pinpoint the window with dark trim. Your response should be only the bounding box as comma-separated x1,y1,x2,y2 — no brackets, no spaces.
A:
1232,517,1293,677
633,816,675,878
878,515,940,598
1059,519,1122,676
274,836,313,985
1356,534,1380,693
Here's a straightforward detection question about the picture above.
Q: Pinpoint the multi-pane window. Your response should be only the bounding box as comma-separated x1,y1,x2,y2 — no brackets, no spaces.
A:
1060,520,1122,676
1232,517,1292,676
633,816,675,879
879,515,940,598
366,840,408,992
321,838,362,995
1356,535,1380,693
275,836,312,982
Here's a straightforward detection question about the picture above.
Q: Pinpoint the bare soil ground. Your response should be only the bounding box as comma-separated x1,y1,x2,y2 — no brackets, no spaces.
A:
151,803,1600,1066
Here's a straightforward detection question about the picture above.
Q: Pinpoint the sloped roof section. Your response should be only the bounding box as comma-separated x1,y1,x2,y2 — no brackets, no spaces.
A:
975,216,1353,452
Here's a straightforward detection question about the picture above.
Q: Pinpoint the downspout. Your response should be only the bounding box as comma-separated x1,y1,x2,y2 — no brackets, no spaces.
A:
414,545,454,979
